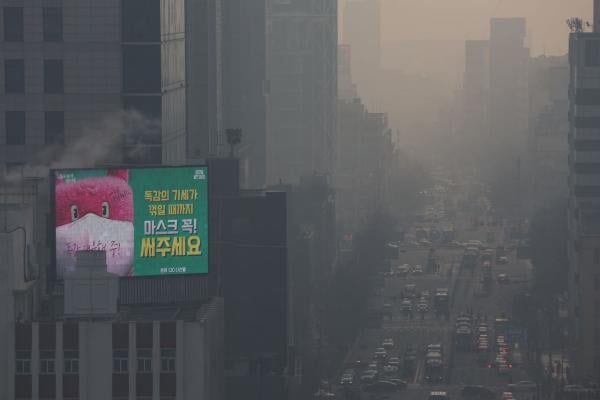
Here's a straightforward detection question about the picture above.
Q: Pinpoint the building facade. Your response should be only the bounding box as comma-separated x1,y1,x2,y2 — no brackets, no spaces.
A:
222,0,269,188
0,0,187,168
267,0,337,185
568,19,600,382
342,0,380,108
486,18,529,216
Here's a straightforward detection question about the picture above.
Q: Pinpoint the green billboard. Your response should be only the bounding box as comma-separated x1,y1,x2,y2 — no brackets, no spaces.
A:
54,166,209,277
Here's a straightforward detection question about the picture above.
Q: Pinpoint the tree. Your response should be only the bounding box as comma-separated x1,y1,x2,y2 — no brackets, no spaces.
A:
225,128,242,158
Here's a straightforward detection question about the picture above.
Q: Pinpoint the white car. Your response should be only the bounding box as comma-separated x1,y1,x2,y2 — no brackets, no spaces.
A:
412,265,424,275
374,347,387,359
382,338,394,349
500,392,514,400
387,356,401,367
417,302,429,312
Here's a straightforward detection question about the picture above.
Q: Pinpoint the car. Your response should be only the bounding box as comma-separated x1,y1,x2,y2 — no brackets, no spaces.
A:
501,392,515,400
508,380,537,392
340,375,353,385
497,273,510,283
421,290,431,298
385,378,408,388
363,380,398,393
419,239,432,246
382,338,394,349
461,385,496,399
417,302,429,312
404,283,417,297
400,299,412,312
374,348,387,359
314,389,336,398
498,256,509,264
498,362,512,375
388,357,400,367
360,372,377,384
428,391,449,400
367,362,378,370
382,365,399,375
412,265,424,275
397,264,411,276
427,343,443,353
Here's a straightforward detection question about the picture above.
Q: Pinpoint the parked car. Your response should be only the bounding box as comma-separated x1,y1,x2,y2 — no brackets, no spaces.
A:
374,348,387,359
382,338,394,349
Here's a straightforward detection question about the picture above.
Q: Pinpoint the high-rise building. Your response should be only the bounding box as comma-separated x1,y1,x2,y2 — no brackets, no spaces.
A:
338,44,358,100
186,0,223,162
267,0,337,185
461,40,489,168
0,1,190,167
222,0,268,188
567,3,600,380
487,18,529,214
342,0,380,107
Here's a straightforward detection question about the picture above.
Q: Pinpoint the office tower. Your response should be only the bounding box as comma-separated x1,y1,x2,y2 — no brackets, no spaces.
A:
267,0,338,184
222,0,268,188
567,2,600,380
342,0,380,107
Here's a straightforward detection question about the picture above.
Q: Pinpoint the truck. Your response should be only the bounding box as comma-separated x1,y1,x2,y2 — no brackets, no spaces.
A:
434,288,450,317
461,247,479,269
424,350,444,383
456,323,473,352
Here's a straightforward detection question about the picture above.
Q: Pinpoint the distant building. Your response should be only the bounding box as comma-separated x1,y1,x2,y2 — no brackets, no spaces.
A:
338,44,358,100
343,0,381,108
461,40,489,168
222,0,268,188
487,18,530,215
267,0,337,184
567,9,600,382
529,55,568,210
337,98,392,231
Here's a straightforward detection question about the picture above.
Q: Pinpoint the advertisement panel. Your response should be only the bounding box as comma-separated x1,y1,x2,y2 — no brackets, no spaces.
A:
53,166,209,277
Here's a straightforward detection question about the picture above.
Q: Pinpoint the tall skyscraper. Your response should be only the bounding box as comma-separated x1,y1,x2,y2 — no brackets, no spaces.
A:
342,0,380,108
461,40,489,168
567,2,600,380
186,0,223,162
487,18,529,214
267,0,337,185
222,0,268,188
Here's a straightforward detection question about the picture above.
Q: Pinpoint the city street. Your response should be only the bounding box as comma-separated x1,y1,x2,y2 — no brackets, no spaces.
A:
333,194,536,400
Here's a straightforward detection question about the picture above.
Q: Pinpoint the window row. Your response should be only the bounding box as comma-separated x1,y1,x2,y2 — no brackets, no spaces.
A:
5,59,63,94
3,7,62,42
5,111,64,145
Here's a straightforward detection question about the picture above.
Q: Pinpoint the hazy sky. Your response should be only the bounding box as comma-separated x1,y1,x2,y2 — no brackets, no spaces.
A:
341,0,593,55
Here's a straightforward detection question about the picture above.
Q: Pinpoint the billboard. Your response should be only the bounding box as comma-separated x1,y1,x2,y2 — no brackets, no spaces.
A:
53,166,209,277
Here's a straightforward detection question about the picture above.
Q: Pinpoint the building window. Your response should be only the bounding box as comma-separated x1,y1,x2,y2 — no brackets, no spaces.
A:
39,351,55,374
45,111,64,145
3,7,23,42
137,348,152,372
43,7,62,42
5,111,25,145
5,59,24,93
575,116,600,129
575,140,600,152
44,59,63,94
122,45,161,93
15,350,31,374
113,349,129,373
64,350,79,374
121,0,160,42
160,348,175,372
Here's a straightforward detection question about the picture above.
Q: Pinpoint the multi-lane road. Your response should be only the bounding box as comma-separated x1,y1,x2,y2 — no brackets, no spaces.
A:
332,210,535,400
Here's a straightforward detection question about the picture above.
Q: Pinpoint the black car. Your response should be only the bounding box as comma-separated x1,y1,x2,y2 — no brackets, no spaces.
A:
461,385,495,399
363,380,399,393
